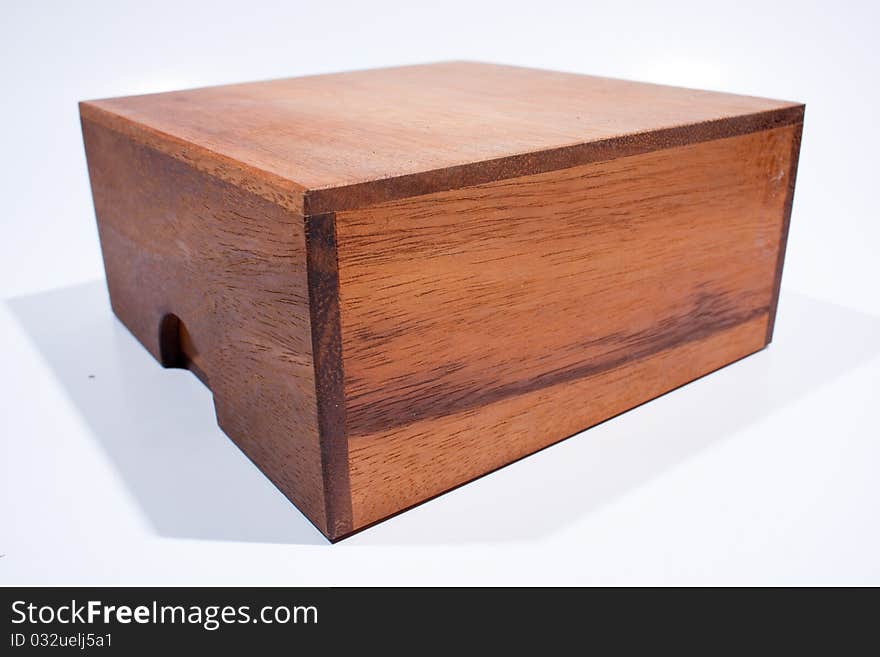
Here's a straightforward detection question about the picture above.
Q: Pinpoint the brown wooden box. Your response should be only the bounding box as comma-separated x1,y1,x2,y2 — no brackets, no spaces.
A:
80,62,803,541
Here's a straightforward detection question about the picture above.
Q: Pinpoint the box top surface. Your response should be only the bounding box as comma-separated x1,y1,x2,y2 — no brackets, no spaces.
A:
81,61,802,214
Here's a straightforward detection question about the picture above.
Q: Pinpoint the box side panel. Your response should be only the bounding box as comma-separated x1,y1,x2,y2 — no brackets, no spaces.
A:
335,125,800,530
81,118,328,534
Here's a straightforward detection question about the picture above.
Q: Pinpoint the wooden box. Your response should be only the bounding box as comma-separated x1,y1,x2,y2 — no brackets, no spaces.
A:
80,62,803,541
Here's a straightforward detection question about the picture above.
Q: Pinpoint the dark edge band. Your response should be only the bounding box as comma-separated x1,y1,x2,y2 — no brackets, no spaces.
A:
304,105,806,215
765,116,805,344
305,212,353,540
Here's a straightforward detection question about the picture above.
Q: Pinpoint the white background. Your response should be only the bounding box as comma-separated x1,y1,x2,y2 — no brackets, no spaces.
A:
2,0,878,585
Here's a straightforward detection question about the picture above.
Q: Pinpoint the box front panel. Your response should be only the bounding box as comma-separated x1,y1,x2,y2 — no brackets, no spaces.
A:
335,126,799,529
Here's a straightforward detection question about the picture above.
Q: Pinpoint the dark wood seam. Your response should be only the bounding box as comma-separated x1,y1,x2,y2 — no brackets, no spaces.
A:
347,300,771,437
305,105,805,214
304,211,353,539
332,343,769,542
765,118,805,343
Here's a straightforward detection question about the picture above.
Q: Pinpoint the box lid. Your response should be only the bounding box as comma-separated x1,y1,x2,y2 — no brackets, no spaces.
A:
80,61,803,215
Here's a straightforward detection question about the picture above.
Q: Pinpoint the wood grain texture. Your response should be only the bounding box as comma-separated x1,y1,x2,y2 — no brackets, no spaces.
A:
336,126,798,529
304,213,352,538
348,317,768,529
765,121,804,343
80,118,330,535
79,62,804,540
80,61,802,215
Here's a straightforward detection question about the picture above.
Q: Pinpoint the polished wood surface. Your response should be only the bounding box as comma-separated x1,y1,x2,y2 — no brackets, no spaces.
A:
337,126,798,528
80,62,803,540
80,61,802,214
81,119,330,534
